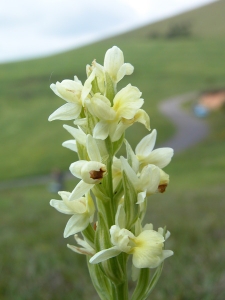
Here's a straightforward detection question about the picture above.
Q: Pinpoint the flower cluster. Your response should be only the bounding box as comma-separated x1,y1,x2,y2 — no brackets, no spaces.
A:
49,46,173,299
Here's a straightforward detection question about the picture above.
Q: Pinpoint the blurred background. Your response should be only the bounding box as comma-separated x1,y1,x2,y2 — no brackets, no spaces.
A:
0,0,225,299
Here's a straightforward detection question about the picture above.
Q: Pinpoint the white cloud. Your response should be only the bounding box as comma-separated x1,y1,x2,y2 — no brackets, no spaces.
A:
0,0,216,63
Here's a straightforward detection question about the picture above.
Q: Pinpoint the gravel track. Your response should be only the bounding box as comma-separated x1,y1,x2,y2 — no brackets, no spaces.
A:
159,92,209,152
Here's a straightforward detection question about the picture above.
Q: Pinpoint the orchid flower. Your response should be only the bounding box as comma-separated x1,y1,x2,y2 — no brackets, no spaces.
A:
50,191,95,238
86,84,145,141
89,46,134,92
121,157,161,204
48,72,95,121
90,205,173,269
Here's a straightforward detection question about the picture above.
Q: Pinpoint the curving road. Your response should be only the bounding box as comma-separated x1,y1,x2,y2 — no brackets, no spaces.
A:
159,92,209,153
0,92,209,190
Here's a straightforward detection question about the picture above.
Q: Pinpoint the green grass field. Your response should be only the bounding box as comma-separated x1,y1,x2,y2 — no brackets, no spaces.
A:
0,0,225,299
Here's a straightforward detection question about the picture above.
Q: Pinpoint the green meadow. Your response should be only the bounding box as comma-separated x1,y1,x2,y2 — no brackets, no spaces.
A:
1,1,225,299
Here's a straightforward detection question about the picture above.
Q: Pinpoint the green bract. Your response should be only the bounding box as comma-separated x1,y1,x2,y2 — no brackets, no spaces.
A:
49,46,174,300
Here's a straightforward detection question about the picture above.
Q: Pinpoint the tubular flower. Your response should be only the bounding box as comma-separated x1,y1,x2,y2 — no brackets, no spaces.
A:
90,223,173,269
135,129,174,169
50,191,95,238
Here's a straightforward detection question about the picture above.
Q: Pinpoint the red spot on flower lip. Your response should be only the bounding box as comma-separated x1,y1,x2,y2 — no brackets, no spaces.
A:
89,168,106,180
158,184,168,193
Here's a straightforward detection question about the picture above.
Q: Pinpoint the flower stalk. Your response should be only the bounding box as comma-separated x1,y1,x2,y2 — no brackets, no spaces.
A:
49,46,174,299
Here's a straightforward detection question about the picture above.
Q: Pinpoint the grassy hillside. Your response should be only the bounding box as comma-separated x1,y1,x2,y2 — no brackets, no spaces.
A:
126,0,225,39
1,0,225,180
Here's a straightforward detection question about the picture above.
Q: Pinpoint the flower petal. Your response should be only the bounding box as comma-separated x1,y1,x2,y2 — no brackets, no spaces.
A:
64,214,89,237
86,134,101,162
50,199,73,214
93,121,109,140
111,121,128,142
89,246,121,264
58,191,87,214
146,148,174,168
104,46,124,82
67,244,95,256
137,191,147,204
117,63,134,83
69,180,93,201
135,129,157,158
132,230,165,268
48,103,81,121
113,84,143,119
145,165,161,195
86,95,115,121
81,70,96,102
162,250,174,260
134,109,150,131
69,160,87,179
62,140,77,152
120,157,138,187
125,140,139,173
54,80,82,103
63,124,86,146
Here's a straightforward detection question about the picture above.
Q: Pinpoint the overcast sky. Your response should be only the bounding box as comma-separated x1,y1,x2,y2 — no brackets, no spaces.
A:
0,0,216,63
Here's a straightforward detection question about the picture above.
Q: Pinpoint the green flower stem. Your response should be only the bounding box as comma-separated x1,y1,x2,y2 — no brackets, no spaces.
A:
113,253,128,300
111,253,128,300
102,136,117,226
96,197,114,230
87,259,113,300
112,281,128,300
131,263,164,300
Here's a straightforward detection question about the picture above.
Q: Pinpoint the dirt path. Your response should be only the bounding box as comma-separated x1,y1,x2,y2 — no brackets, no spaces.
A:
159,92,209,152
0,92,209,190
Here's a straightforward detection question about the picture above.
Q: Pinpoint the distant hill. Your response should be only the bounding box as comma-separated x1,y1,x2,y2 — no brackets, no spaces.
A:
121,0,224,39
0,0,225,180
